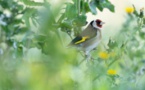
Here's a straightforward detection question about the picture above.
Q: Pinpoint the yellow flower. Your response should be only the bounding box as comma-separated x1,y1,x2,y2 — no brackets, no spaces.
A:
99,52,109,59
125,7,134,14
107,69,117,75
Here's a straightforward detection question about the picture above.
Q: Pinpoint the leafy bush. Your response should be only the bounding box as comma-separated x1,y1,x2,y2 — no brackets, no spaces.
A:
0,0,145,90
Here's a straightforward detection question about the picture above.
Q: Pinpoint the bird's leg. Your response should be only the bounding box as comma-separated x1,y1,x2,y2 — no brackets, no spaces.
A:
83,51,95,63
85,55,90,62
78,51,87,65
93,47,97,51
90,57,95,61
89,48,98,61
85,53,95,65
84,51,91,62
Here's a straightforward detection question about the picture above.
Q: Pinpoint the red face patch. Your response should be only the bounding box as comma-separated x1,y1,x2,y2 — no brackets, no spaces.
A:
96,19,102,28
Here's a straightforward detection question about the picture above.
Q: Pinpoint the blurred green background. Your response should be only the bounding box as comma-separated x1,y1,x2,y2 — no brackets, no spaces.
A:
0,0,145,90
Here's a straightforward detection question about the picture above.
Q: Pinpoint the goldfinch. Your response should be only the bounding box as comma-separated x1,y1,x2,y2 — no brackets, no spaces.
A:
69,19,105,58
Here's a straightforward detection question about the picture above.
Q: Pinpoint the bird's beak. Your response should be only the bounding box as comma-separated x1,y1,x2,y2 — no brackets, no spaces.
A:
100,22,105,25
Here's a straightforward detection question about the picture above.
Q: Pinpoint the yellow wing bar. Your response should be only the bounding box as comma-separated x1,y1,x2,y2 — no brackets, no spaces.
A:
75,36,89,44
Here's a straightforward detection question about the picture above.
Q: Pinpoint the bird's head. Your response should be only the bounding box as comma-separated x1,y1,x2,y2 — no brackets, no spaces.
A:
91,19,105,29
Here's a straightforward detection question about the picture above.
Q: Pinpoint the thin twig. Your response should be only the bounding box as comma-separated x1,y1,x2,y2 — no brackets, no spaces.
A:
78,0,80,15
93,75,100,82
56,30,65,47
67,31,73,39
108,55,122,67
78,58,85,65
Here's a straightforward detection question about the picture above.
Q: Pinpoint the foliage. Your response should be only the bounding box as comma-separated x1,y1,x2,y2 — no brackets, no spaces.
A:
0,0,145,90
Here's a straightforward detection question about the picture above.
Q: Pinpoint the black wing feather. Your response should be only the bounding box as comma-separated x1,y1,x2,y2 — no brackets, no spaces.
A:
71,36,82,44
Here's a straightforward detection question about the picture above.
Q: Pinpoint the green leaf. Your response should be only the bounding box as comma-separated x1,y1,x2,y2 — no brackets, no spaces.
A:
73,15,87,26
143,18,145,25
22,8,37,27
139,11,144,18
89,1,97,14
20,0,43,6
32,18,38,27
133,5,139,17
92,0,114,12
107,38,118,50
0,1,8,8
35,34,46,43
139,31,145,39
17,4,24,11
72,0,77,4
60,21,72,32
57,13,65,23
101,0,115,12
80,1,90,13
65,3,78,19
97,4,104,11
84,2,91,12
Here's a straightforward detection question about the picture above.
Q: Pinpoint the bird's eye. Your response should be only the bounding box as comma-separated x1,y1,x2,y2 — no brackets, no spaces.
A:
97,21,101,25
96,21,101,25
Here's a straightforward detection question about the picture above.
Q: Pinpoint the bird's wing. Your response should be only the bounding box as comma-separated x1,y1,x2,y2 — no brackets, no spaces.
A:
70,36,90,45
69,25,97,45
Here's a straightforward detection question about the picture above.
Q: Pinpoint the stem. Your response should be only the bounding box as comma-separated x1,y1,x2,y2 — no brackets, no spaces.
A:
78,58,85,65
0,26,1,39
93,75,100,81
108,59,116,67
66,29,73,39
78,0,80,15
108,55,122,67
56,29,65,47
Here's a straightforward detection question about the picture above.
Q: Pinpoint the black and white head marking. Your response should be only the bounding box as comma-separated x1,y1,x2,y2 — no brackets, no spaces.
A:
91,19,105,29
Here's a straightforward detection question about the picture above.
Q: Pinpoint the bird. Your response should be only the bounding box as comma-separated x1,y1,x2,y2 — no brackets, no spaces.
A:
68,19,105,60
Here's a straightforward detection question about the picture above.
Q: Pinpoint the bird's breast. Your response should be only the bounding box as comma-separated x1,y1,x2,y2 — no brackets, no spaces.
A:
82,30,101,52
